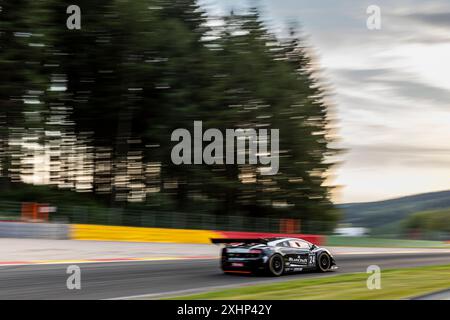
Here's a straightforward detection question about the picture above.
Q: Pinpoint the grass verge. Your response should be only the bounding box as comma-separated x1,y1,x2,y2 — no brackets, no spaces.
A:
170,264,450,300
326,236,450,248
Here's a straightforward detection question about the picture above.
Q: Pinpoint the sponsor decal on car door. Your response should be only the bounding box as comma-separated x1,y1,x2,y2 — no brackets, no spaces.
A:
287,250,309,266
284,241,308,267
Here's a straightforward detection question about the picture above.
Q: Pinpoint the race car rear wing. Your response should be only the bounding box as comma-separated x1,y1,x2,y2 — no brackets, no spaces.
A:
210,238,268,244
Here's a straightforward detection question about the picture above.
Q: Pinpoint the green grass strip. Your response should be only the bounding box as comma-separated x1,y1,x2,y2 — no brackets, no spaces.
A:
170,264,450,300
326,236,449,248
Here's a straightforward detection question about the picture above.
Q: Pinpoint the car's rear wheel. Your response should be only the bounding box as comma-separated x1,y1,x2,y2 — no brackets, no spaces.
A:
267,254,284,276
317,252,331,272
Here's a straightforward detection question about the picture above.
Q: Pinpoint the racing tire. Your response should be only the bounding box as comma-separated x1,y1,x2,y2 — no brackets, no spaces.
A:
317,252,331,272
267,254,284,276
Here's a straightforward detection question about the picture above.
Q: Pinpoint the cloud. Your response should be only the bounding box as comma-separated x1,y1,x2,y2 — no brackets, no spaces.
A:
332,68,392,83
390,10,450,44
404,12,450,28
343,143,450,169
380,79,450,105
332,67,450,110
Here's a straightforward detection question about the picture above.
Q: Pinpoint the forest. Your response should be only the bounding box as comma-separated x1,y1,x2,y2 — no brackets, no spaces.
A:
0,0,340,232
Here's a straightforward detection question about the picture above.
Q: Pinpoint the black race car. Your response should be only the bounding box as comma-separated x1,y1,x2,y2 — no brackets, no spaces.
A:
211,237,337,276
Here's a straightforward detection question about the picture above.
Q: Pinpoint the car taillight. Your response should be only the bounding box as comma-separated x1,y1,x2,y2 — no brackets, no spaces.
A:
249,249,262,254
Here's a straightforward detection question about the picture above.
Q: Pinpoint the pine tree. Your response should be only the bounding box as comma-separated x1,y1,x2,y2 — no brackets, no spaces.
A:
0,0,52,185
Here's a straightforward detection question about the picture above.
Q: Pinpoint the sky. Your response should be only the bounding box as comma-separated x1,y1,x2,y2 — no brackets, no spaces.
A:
202,0,450,203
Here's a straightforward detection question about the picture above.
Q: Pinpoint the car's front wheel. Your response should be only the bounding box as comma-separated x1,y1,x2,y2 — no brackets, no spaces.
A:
317,252,331,272
267,254,284,276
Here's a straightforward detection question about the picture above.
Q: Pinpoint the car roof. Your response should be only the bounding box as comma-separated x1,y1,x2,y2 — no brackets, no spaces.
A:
267,237,312,246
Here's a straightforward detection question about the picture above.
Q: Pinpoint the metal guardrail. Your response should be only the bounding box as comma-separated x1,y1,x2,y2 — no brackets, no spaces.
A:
0,221,69,239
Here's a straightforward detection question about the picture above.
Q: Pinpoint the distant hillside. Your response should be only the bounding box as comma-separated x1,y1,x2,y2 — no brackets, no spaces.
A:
337,190,450,236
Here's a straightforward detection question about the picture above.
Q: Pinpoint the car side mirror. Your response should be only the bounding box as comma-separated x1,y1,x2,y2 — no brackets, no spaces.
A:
310,244,317,250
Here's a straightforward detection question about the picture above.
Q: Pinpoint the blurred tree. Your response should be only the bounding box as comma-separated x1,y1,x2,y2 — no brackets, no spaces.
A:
0,1,340,232
0,0,51,186
188,9,340,231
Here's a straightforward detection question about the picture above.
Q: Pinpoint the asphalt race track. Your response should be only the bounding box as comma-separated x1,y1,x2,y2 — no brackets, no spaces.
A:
0,251,449,299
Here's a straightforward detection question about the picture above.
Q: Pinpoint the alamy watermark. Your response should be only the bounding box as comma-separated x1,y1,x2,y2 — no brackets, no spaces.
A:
66,265,81,290
366,265,382,290
171,121,279,175
366,5,381,30
66,5,81,30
